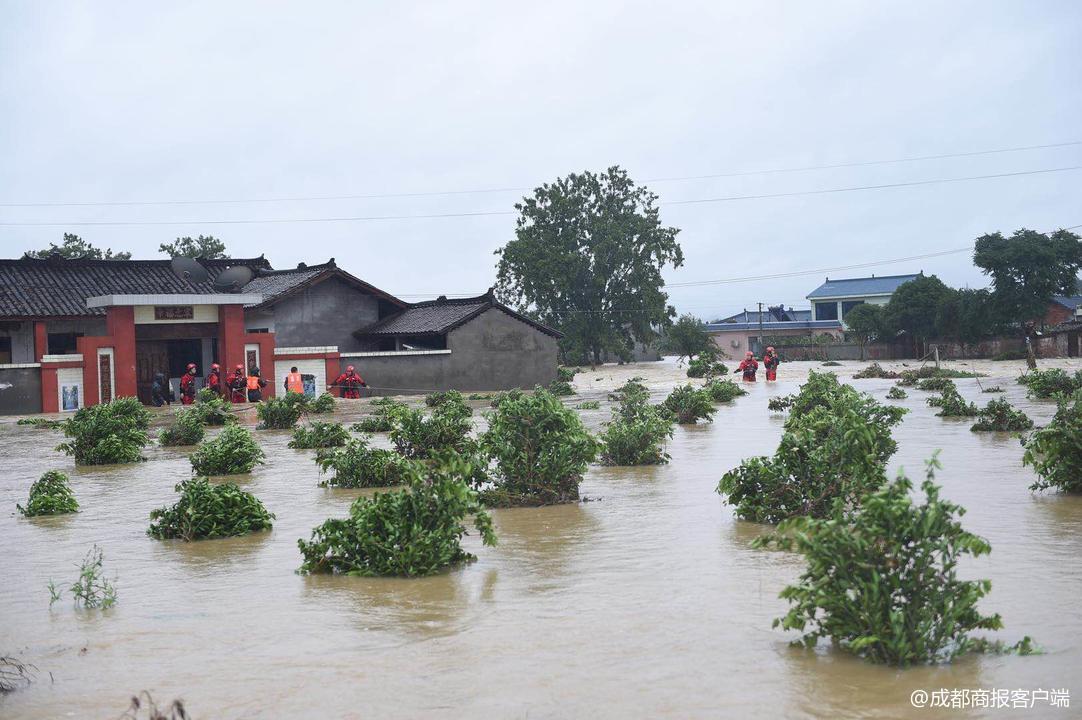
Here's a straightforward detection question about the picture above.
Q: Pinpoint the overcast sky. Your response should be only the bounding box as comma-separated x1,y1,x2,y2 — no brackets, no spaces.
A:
2,1,1080,320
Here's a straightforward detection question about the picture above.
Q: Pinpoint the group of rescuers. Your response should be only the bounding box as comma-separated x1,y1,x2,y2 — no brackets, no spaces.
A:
733,346,781,383
150,363,368,407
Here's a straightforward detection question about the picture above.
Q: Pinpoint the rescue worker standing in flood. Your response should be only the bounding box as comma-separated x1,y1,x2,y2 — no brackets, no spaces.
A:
206,363,222,396
180,363,198,404
284,366,304,395
228,365,247,403
151,372,172,406
247,366,268,403
735,351,758,382
763,346,780,382
333,365,367,399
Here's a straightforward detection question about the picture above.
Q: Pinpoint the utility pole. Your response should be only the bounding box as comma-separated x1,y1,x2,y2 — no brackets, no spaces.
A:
757,301,764,356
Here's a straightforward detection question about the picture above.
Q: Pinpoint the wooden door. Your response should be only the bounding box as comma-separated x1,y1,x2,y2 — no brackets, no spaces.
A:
136,341,169,404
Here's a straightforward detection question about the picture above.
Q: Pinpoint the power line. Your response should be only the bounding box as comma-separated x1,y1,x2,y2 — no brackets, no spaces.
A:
3,165,1079,227
1,140,1079,209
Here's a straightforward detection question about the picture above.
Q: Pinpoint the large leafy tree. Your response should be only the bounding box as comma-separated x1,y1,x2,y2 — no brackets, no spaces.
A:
24,233,131,260
973,228,1082,326
662,313,714,362
882,274,953,349
495,167,683,365
843,303,883,360
159,234,229,259
934,288,997,355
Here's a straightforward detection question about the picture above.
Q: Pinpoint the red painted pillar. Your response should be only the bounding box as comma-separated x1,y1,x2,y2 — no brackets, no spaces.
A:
106,306,137,399
325,357,341,396
40,366,59,413
33,321,47,361
219,305,246,376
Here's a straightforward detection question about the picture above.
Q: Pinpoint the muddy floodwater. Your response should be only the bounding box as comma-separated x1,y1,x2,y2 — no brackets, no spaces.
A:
2,359,1081,719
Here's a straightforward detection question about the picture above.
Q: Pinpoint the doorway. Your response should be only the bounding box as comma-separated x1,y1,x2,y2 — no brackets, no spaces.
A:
135,339,204,404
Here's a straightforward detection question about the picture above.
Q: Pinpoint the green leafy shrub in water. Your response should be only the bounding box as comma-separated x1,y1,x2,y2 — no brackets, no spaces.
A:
189,425,265,476
148,477,274,541
547,379,575,396
853,362,898,379
556,366,579,382
288,421,350,449
982,385,1004,393
608,378,650,406
424,389,471,412
767,396,791,412
820,360,842,367
468,392,496,400
56,397,150,465
390,401,474,460
662,384,716,424
17,470,78,517
1023,394,1082,493
575,400,601,410
886,386,908,399
755,457,1030,666
598,391,673,466
916,376,957,392
351,399,407,433
315,437,414,488
255,396,304,430
480,388,598,506
196,387,220,403
1017,368,1082,399
191,395,235,426
970,398,1033,433
718,373,906,523
297,455,497,576
687,353,728,379
49,545,117,609
931,386,979,417
897,366,984,386
17,417,66,429
301,392,336,414
158,408,206,447
702,377,746,403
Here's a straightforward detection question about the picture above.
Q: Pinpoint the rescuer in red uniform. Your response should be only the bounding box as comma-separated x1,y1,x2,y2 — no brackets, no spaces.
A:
736,351,758,382
763,346,780,382
228,365,247,403
333,365,367,399
179,363,198,405
206,363,222,396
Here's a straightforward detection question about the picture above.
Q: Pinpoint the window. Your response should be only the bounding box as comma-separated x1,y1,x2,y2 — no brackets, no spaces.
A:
841,300,865,318
246,328,270,334
814,302,838,321
0,336,11,364
48,332,82,355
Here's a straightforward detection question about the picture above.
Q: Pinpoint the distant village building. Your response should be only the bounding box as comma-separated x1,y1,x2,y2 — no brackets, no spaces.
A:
0,255,559,415
806,273,921,325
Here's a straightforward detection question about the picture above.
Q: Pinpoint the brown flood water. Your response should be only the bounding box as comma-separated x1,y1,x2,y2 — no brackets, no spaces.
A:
2,361,1081,719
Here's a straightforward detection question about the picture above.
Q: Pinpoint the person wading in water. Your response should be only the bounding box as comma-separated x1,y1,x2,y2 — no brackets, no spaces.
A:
735,351,759,382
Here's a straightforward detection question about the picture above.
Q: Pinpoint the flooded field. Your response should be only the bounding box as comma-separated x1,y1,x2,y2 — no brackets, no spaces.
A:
2,359,1081,719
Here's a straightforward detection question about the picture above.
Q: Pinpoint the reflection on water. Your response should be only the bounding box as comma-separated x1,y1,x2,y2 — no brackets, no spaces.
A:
1,373,1080,718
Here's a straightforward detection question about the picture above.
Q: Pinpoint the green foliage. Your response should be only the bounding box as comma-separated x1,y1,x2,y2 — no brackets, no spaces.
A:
189,425,265,476
53,545,118,609
935,288,998,352
686,347,728,379
853,362,898,379
1023,394,1082,492
468,392,497,400
196,387,219,403
495,166,683,365
931,386,979,417
971,398,1033,432
255,396,304,429
289,421,350,449
480,388,598,505
886,386,908,399
56,397,150,465
916,376,956,392
844,303,885,358
305,392,337,414
17,470,78,517
756,457,1007,666
608,377,650,406
17,417,66,429
298,455,497,576
316,438,414,488
424,390,470,410
25,232,131,260
575,400,601,410
662,384,716,424
390,400,474,460
897,365,984,386
768,396,791,412
191,394,235,426
662,313,714,362
598,384,673,466
702,377,746,403
148,477,274,541
1017,368,1082,399
821,360,842,366
351,399,408,433
718,373,906,523
158,408,206,447
556,366,579,383
882,275,954,344
982,385,1004,393
547,379,575,396
974,227,1082,325
158,234,228,259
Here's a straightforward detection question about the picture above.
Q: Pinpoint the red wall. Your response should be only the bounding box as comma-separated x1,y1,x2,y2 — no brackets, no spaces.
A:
106,306,137,398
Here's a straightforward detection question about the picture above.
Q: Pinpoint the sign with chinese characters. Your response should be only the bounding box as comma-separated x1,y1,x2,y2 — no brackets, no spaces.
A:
154,306,194,321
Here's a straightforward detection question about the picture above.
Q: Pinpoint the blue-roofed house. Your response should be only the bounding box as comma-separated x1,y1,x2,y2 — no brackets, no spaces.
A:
806,273,921,325
704,304,843,357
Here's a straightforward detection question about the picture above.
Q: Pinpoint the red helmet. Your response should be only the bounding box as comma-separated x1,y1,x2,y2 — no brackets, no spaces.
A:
235,364,244,371
346,365,355,372
766,346,775,353
745,351,754,359
211,363,220,371
186,363,196,371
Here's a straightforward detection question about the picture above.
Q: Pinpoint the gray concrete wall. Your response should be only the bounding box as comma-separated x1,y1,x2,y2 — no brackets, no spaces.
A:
252,277,380,352
0,322,35,363
0,366,42,415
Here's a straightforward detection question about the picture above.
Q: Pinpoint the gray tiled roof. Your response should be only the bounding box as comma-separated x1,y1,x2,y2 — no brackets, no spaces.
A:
806,273,920,299
356,293,562,338
240,266,330,306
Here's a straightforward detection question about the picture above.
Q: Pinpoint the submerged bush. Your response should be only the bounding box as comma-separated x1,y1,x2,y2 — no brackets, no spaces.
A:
1023,394,1082,493
189,425,265,476
17,417,66,429
17,470,78,517
148,477,274,541
853,362,898,379
255,396,304,430
886,386,908,399
970,398,1033,433
931,386,979,418
57,397,150,465
598,397,673,466
158,408,206,447
191,395,235,426
662,385,716,424
50,545,117,609
288,421,350,449
196,387,220,403
718,373,906,523
315,438,414,488
480,388,597,505
424,390,471,412
391,401,474,460
297,456,497,576
608,378,651,406
756,458,1016,666
982,385,1004,393
351,399,407,433
300,392,337,414
916,376,957,392
703,377,746,403
556,366,579,383
547,379,575,396
687,350,728,379
767,396,791,412
575,400,601,410
1017,368,1082,399
899,366,983,386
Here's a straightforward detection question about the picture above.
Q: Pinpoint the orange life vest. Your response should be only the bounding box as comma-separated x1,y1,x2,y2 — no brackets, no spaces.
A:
286,372,303,393
247,375,261,391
